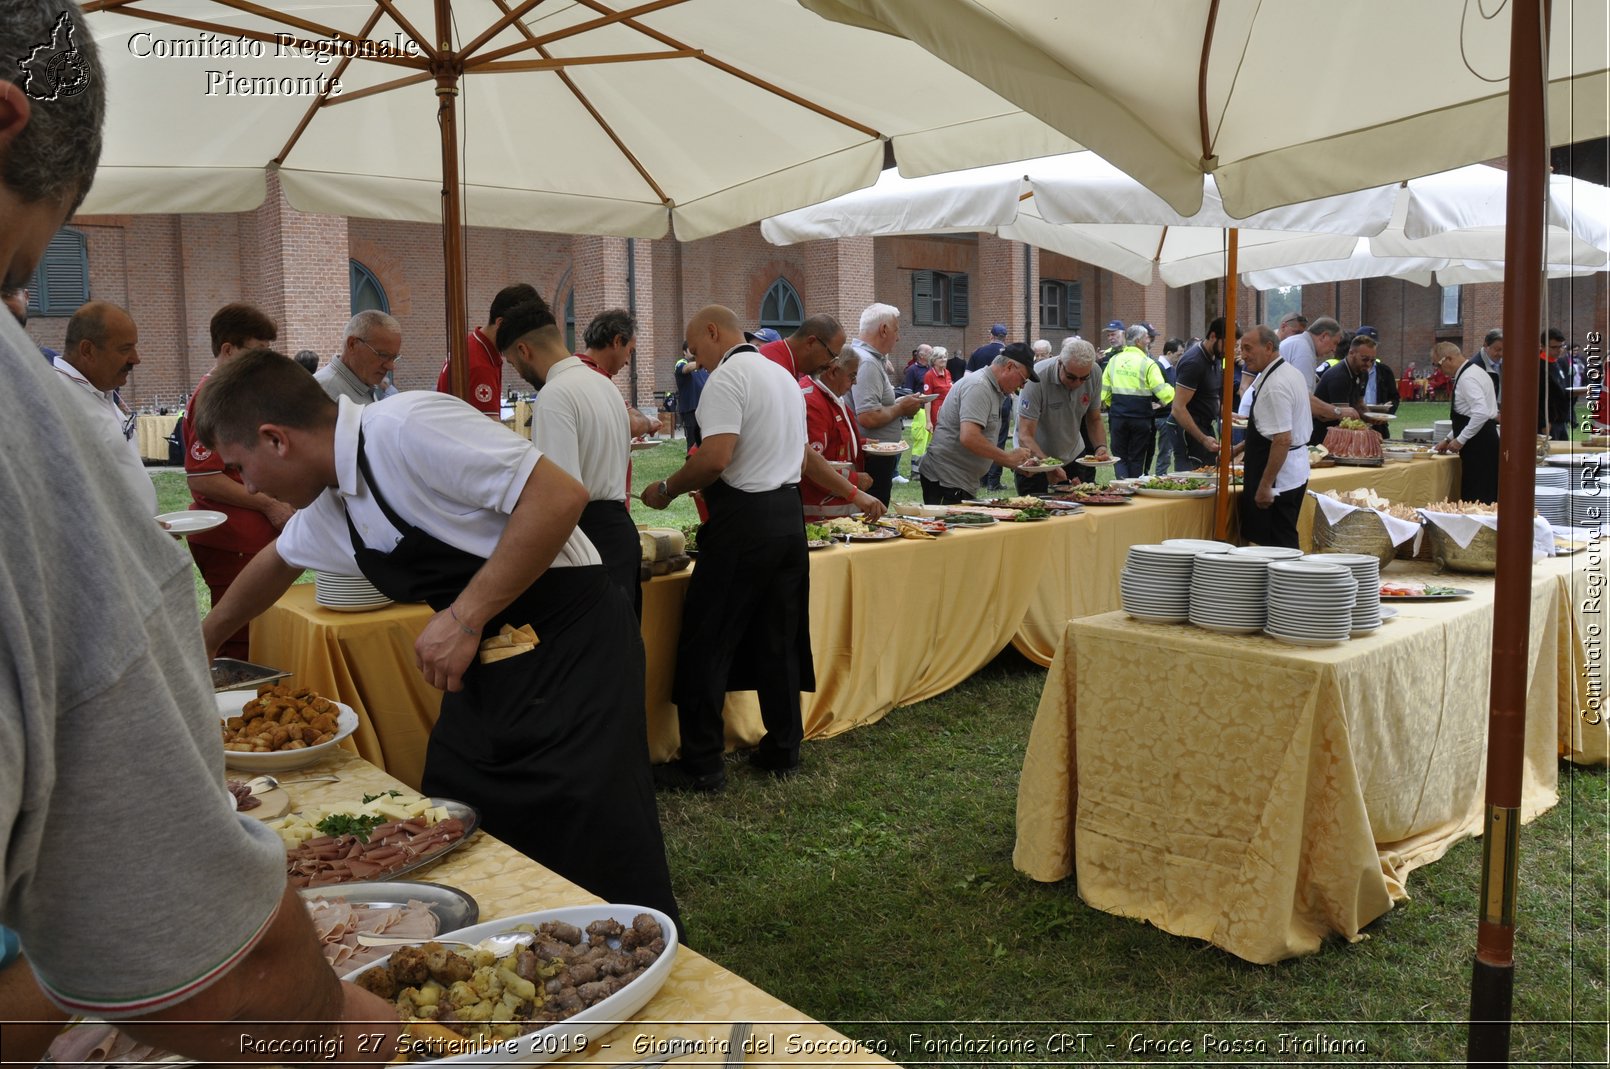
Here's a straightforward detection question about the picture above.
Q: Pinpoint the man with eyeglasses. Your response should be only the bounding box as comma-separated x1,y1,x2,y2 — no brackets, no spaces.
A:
317,310,403,406
921,344,1037,504
1014,337,1109,493
757,313,846,382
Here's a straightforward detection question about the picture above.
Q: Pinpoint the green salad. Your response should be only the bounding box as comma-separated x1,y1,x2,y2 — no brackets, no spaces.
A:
1137,477,1214,491
1013,504,1051,521
805,523,835,542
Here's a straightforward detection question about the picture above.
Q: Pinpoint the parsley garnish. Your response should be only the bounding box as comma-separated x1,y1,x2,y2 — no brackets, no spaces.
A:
317,812,386,842
361,790,402,804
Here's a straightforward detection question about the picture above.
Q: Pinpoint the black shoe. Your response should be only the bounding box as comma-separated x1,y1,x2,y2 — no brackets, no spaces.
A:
653,761,726,793
747,748,801,778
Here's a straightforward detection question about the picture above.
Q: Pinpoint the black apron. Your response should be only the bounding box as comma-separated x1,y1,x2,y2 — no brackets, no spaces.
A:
345,428,679,924
670,351,816,773
578,498,642,618
1239,358,1304,549
1451,361,1500,505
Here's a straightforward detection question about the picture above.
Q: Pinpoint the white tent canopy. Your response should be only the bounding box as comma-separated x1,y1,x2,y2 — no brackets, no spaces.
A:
80,0,1084,241
799,0,1610,218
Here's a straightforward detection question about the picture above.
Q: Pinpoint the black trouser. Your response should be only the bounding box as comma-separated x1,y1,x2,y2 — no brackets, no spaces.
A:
920,475,973,505
681,411,702,451
983,397,1012,487
1110,415,1154,478
1153,417,1180,474
1238,482,1307,549
863,452,898,505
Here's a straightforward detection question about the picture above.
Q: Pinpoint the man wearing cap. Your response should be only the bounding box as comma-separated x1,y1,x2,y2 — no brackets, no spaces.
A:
852,304,927,504
921,344,1036,503
757,314,845,382
1276,311,1308,341
1100,320,1126,367
1102,324,1174,478
967,323,1012,489
1236,325,1312,549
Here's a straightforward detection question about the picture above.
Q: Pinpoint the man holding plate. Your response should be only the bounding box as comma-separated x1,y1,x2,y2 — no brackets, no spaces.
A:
921,344,1037,504
1014,338,1109,493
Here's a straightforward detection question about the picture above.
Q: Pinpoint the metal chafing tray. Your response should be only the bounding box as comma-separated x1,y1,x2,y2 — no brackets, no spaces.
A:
210,657,292,692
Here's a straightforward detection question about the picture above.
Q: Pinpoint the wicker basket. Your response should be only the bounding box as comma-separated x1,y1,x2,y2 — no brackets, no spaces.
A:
1424,521,1498,573
1311,507,1404,567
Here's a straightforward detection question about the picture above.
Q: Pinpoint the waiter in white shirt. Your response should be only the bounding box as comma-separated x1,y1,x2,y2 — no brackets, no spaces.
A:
53,301,155,514
642,306,874,791
1236,325,1313,548
498,295,640,613
1432,341,1500,504
194,350,678,924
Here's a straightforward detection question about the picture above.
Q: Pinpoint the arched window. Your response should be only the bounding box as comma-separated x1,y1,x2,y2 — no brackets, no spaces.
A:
28,228,89,316
759,278,803,334
350,260,389,314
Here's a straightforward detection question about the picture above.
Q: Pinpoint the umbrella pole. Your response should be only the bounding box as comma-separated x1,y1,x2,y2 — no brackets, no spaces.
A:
435,0,470,402
1468,0,1549,1063
1215,228,1238,541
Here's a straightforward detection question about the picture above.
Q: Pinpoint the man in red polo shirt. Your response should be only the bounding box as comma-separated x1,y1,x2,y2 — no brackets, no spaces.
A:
437,283,537,416
758,314,845,382
182,302,285,659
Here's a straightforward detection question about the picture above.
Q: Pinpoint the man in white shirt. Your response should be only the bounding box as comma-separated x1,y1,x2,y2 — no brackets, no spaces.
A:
1432,341,1500,504
499,294,639,613
52,301,155,513
1236,325,1313,548
194,349,678,925
642,306,872,791
315,310,403,406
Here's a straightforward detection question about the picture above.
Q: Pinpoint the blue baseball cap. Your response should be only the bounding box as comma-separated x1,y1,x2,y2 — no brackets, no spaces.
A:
1355,325,1379,339
1105,319,1125,331
744,328,782,344
990,323,1008,337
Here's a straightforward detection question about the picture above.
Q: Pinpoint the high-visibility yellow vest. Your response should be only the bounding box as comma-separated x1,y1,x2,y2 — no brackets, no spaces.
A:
1101,347,1175,418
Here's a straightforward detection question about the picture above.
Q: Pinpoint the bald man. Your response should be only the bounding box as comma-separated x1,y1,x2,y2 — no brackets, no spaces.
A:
54,301,155,513
642,306,877,791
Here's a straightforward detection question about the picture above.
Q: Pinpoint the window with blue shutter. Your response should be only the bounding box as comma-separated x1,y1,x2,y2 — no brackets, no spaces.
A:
28,228,88,316
912,270,968,326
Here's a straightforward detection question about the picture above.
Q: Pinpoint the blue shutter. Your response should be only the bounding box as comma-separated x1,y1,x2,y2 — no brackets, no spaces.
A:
30,229,88,315
949,272,969,327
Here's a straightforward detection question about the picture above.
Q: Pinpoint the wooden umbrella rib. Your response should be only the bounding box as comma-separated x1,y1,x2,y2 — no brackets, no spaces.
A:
194,0,352,43
372,0,439,60
276,4,388,164
468,0,690,66
81,0,142,12
321,71,435,106
570,0,880,138
1197,0,1221,165
485,0,671,205
471,49,696,73
457,0,548,59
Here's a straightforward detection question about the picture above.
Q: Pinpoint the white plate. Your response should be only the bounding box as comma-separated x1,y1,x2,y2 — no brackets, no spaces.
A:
1134,486,1217,498
219,692,359,772
1380,606,1399,621
1074,455,1120,466
1191,618,1265,634
1124,607,1189,623
1017,461,1068,473
862,441,910,455
342,905,678,1067
317,601,396,613
1163,538,1236,554
1263,628,1347,647
630,439,664,451
156,510,227,535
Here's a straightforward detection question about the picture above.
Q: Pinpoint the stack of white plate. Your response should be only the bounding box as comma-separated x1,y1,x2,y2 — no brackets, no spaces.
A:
1187,550,1273,633
1264,560,1357,646
1535,466,1569,490
1568,488,1609,528
1301,553,1382,635
1230,545,1304,563
1534,486,1569,526
314,571,393,612
1546,453,1610,490
1433,419,1453,440
1162,538,1236,556
1119,544,1200,622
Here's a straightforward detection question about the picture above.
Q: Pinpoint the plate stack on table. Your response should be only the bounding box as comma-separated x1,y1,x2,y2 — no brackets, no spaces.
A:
1118,544,1199,623
1567,485,1609,529
1534,486,1569,527
1264,560,1358,647
1187,550,1274,634
1535,465,1569,490
315,571,393,612
1162,538,1236,555
1546,452,1610,490
1302,553,1383,636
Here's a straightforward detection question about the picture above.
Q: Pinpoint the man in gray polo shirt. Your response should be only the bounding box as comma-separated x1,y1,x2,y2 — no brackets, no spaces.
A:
920,344,1036,504
315,310,403,405
851,303,926,504
1014,338,1110,493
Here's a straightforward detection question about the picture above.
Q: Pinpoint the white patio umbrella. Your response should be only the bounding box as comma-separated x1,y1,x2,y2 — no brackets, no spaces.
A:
762,152,1400,287
799,0,1610,217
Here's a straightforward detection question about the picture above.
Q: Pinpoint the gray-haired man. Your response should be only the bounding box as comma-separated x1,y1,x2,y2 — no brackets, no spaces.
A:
316,309,403,405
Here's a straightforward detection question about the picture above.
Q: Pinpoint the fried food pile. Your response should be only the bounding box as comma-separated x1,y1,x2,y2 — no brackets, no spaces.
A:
355,915,667,1047
222,684,340,752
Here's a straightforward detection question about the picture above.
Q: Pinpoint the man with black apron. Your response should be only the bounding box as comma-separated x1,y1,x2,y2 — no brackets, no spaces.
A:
642,306,878,792
1432,341,1500,504
496,296,641,615
195,350,678,925
1235,326,1313,549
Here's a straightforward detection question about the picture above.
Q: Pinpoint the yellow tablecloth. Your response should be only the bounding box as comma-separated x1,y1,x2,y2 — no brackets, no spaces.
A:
1013,556,1588,963
285,749,889,1066
250,458,1466,789
135,413,180,461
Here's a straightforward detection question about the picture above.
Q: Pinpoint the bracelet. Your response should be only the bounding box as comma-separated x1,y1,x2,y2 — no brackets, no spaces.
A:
658,480,677,501
447,603,478,637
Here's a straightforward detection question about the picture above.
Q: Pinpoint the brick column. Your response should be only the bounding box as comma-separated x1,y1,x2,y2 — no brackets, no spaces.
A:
572,235,634,400
245,170,349,357
804,236,874,329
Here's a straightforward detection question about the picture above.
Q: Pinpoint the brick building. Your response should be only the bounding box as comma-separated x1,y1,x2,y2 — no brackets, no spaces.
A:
21,175,1607,411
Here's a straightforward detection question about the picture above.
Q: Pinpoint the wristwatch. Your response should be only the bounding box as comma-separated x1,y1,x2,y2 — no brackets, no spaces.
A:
658,480,676,501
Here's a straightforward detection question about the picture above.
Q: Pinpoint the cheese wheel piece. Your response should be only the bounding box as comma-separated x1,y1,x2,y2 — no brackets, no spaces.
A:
639,528,687,561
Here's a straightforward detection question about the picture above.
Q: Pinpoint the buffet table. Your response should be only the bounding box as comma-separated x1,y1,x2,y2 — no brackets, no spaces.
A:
1012,554,1597,964
250,457,1463,788
283,749,891,1067
134,413,180,461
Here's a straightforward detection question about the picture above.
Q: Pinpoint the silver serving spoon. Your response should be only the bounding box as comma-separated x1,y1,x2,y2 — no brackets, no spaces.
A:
355,932,535,955
242,773,341,794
